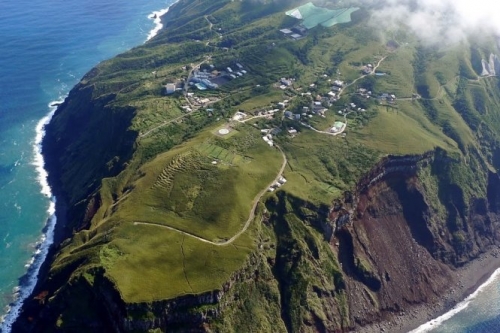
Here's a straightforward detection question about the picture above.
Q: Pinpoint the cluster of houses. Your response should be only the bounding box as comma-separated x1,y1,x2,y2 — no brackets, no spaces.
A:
184,93,217,108
190,69,219,90
337,102,367,116
268,176,287,192
279,77,295,90
233,111,248,121
261,132,275,147
378,92,397,103
357,88,373,98
279,25,308,40
226,63,247,79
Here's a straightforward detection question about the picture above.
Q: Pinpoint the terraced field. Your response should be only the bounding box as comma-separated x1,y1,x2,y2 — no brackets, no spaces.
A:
196,142,245,164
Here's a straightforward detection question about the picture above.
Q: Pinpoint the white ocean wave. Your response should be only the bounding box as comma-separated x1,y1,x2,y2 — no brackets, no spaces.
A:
410,268,500,333
0,101,59,333
146,0,180,41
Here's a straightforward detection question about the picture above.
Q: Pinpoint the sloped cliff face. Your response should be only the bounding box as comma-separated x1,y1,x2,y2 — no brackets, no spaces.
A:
324,150,500,330
43,80,137,238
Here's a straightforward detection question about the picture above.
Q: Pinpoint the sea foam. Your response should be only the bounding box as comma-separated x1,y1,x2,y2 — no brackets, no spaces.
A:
0,102,59,333
409,268,500,333
146,0,179,41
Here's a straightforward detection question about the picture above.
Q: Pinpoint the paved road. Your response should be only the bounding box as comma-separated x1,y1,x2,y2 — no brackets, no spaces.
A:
134,146,288,246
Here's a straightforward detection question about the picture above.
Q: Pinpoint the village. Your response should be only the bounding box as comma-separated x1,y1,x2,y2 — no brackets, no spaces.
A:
156,50,401,195
151,2,403,196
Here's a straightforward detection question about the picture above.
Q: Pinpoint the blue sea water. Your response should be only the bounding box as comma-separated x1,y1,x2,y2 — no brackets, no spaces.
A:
0,0,175,330
411,269,500,333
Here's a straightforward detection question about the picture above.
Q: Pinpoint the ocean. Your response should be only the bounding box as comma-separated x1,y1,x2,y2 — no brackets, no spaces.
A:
0,0,176,331
411,269,500,333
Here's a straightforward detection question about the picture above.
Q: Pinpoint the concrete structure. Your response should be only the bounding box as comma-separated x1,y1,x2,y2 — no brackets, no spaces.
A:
281,78,292,86
280,28,293,34
165,83,176,94
218,128,230,135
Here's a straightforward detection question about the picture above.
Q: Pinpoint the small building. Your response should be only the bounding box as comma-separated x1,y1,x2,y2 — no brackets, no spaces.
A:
291,33,302,40
281,78,292,86
280,28,293,35
165,83,176,94
285,111,293,118
292,26,307,35
333,80,344,87
330,121,345,133
195,83,207,91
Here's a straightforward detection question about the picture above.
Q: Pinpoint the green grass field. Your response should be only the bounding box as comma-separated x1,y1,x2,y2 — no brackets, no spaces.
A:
353,106,456,154
110,125,282,242
105,222,255,302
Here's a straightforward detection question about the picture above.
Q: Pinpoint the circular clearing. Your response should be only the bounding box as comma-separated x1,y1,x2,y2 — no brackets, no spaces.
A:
218,128,230,135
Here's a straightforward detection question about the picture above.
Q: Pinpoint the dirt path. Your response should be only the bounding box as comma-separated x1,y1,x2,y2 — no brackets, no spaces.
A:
345,56,387,89
134,146,287,246
140,111,194,138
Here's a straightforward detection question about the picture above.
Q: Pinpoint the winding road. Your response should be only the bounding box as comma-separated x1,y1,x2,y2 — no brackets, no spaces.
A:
134,145,288,246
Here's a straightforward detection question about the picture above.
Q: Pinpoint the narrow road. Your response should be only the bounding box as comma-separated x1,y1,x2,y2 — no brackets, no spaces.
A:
305,56,388,135
134,146,288,246
344,56,387,89
183,57,209,96
300,111,352,136
140,111,194,138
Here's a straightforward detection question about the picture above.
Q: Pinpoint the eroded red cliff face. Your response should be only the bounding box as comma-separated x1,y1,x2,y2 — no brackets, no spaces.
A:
336,179,453,326
329,151,500,330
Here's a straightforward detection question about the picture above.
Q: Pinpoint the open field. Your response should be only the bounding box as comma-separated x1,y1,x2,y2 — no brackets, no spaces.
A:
353,105,457,154
105,221,256,302
111,125,283,242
